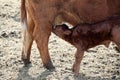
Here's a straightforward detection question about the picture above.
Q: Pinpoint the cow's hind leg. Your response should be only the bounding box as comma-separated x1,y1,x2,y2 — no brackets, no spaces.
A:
22,30,33,66
34,23,54,70
22,16,34,66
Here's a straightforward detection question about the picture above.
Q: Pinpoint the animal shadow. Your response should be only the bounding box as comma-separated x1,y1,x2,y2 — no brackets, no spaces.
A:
17,65,54,80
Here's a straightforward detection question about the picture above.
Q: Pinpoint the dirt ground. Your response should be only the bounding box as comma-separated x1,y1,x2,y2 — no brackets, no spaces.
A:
0,0,120,80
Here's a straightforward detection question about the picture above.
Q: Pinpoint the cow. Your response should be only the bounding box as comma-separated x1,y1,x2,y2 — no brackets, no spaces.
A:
21,0,120,74
53,16,120,74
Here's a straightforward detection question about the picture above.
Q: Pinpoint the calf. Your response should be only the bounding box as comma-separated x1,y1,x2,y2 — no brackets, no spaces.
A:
53,16,120,74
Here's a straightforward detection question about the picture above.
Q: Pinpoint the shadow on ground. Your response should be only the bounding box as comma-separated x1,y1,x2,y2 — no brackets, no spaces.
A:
17,65,119,80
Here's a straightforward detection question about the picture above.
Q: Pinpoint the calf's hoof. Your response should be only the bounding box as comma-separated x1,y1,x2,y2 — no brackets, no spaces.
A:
22,59,31,67
72,69,79,76
72,64,80,76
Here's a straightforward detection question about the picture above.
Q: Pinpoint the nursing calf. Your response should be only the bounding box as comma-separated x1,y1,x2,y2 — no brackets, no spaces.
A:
53,17,120,74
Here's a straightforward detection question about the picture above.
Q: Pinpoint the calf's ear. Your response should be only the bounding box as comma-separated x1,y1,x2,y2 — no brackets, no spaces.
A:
64,30,71,35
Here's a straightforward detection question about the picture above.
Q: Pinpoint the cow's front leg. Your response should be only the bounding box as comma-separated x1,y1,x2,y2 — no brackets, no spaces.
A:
33,23,54,70
72,49,84,75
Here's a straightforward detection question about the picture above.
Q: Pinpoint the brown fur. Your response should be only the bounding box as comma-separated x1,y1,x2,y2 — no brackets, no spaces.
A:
53,16,120,74
20,0,120,73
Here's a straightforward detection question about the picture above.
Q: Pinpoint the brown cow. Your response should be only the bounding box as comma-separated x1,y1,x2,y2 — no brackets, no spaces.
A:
53,16,120,74
21,0,120,73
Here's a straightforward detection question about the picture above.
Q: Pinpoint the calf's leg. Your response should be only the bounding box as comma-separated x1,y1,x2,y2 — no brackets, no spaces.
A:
72,49,84,75
111,26,120,52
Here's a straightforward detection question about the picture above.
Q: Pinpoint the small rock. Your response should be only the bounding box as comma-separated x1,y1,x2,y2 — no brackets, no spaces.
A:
83,62,88,65
111,76,116,79
4,4,9,6
0,31,8,38
60,59,64,62
0,72,2,76
9,31,17,37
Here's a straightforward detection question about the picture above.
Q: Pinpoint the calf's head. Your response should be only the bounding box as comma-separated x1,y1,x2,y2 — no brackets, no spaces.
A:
53,24,72,39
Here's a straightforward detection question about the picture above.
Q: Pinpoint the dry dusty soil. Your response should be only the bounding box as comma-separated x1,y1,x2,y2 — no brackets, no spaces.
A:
0,0,120,80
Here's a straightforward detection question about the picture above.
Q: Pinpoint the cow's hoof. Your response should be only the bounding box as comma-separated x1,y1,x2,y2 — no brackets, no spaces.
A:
44,63,55,71
22,59,31,67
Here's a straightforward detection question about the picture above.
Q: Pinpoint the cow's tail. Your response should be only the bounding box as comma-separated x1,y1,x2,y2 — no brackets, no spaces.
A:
21,0,27,29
